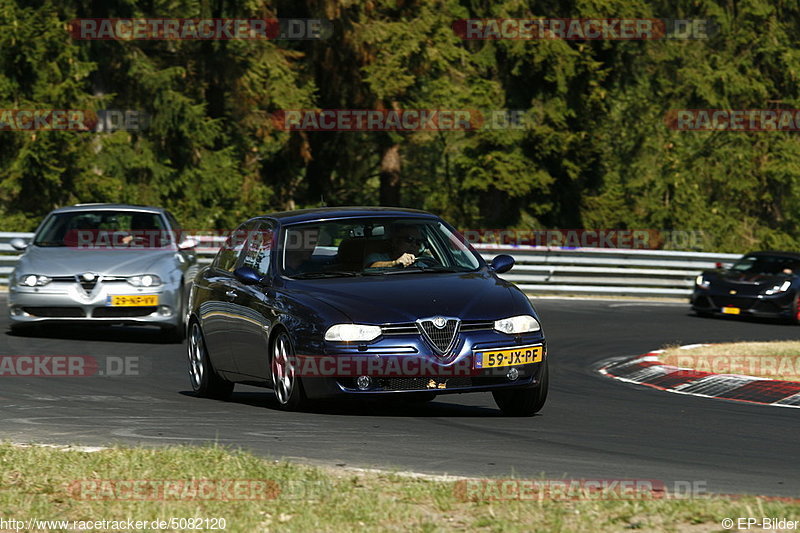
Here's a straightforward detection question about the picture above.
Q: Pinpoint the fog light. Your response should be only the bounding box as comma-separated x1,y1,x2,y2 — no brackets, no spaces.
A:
506,367,519,381
158,305,172,316
356,375,372,390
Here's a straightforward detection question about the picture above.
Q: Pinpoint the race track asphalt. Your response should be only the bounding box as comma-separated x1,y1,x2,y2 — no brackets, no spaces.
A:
1,294,798,497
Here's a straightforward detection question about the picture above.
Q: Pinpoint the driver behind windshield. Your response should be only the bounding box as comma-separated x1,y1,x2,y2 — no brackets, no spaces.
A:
367,223,429,268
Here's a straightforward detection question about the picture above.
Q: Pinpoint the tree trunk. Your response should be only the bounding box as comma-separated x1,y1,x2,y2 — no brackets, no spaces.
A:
379,144,401,206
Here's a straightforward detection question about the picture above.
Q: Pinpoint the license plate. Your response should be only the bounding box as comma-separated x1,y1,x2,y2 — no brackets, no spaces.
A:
474,345,543,369
721,307,740,315
107,295,159,307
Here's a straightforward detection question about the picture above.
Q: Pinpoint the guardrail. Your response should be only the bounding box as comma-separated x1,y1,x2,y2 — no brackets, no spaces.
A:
0,232,740,298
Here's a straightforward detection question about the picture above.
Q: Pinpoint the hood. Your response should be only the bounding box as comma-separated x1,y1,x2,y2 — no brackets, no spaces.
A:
716,269,790,285
286,271,523,323
15,246,177,277
705,269,792,296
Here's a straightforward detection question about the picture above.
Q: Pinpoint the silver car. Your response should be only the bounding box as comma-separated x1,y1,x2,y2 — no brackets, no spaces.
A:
7,204,198,339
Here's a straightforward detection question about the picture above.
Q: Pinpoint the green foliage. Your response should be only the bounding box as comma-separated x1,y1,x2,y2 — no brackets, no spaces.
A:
0,0,798,252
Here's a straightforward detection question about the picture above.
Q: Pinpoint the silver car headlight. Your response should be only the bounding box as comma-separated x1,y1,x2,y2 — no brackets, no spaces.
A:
126,274,162,287
325,324,382,342
494,315,541,334
18,274,52,287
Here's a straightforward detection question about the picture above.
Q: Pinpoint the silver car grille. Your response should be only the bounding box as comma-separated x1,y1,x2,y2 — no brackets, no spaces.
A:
75,273,99,294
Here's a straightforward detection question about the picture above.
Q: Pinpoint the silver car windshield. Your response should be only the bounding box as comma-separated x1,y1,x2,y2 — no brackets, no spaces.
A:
280,218,482,278
33,211,170,248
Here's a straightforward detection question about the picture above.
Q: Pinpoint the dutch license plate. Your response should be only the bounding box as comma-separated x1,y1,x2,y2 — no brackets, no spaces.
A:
721,307,740,315
474,345,543,369
106,295,159,307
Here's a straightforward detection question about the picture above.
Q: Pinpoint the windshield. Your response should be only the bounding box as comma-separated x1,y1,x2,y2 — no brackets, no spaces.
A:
33,210,170,248
280,217,482,278
730,255,800,275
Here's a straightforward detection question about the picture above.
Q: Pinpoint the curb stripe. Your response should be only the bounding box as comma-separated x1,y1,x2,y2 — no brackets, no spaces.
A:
599,348,800,409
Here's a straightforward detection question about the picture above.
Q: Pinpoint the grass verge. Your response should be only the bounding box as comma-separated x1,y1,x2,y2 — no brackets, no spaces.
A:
1,442,799,532
659,342,800,381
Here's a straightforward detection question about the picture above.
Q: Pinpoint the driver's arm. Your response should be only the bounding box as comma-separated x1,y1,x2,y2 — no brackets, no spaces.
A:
370,253,416,268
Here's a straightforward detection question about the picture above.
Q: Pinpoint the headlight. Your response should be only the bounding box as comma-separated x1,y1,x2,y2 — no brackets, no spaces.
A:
764,280,791,295
494,315,541,334
695,275,710,289
325,324,382,342
127,274,162,287
18,274,51,287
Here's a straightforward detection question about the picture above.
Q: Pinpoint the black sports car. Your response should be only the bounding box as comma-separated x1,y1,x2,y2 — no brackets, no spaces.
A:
691,251,800,322
186,207,548,415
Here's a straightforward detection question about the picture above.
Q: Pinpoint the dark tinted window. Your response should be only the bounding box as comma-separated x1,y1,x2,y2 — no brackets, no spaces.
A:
731,255,800,274
34,210,167,248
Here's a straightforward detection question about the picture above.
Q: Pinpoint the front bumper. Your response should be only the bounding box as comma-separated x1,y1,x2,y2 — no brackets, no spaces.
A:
8,281,180,328
690,289,794,319
300,331,547,399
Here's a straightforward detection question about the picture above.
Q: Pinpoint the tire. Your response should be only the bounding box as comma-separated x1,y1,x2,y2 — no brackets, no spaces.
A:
492,360,549,417
187,321,234,400
270,330,307,411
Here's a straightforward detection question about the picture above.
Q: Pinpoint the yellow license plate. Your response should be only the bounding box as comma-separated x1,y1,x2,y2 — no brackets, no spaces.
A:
474,345,543,369
721,307,740,315
107,295,159,307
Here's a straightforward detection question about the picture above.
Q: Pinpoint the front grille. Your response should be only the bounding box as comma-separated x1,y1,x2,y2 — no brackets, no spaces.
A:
23,307,85,317
76,275,98,293
338,376,514,391
382,320,492,336
417,318,460,354
711,296,754,309
461,320,494,331
752,300,782,313
92,306,157,318
381,323,417,335
381,377,473,390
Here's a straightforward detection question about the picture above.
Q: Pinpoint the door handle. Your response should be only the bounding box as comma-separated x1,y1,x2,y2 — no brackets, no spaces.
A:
225,290,237,299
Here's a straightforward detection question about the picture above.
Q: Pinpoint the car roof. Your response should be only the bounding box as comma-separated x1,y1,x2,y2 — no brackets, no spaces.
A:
744,251,800,260
51,203,167,214
258,206,440,225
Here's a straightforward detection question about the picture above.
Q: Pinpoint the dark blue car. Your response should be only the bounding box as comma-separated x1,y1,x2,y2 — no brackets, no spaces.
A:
186,207,548,416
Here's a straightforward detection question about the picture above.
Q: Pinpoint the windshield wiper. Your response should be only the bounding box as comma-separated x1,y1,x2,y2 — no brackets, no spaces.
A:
291,271,360,279
32,242,65,247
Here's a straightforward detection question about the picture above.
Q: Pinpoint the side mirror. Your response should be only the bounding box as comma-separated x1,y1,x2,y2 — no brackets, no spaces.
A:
490,254,514,274
9,238,28,251
234,266,264,286
178,238,197,250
